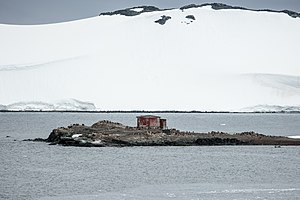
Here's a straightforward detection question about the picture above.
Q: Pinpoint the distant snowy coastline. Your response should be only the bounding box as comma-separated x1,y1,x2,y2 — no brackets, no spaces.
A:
239,105,300,113
0,99,96,111
1,101,299,113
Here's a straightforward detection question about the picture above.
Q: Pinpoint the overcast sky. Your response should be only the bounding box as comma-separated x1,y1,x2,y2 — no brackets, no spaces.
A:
0,0,300,24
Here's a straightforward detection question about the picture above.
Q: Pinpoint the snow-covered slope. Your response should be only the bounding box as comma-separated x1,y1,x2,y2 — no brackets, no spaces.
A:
1,99,96,111
0,104,7,110
0,4,300,111
240,105,300,113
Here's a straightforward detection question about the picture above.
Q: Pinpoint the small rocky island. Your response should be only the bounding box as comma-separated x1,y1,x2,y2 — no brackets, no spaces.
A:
32,116,300,147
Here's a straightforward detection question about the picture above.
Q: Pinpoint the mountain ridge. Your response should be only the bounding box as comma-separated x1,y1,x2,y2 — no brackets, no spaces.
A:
99,3,300,18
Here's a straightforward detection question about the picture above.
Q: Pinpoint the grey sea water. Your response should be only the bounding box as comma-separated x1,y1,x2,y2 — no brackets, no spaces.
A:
0,113,300,199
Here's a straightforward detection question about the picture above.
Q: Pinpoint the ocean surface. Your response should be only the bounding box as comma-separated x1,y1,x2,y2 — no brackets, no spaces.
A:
0,112,300,200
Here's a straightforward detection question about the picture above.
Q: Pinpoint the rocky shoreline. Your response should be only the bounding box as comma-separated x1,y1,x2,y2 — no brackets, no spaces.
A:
27,120,300,147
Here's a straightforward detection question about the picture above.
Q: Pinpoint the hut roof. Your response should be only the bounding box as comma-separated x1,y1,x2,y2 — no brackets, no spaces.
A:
136,115,161,118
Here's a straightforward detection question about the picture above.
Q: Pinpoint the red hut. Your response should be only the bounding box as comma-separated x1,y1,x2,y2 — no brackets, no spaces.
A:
159,118,167,130
137,115,167,129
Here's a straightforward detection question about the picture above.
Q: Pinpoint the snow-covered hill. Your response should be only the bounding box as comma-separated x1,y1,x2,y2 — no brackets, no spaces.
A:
0,104,7,111
0,99,96,111
240,105,300,113
0,4,300,111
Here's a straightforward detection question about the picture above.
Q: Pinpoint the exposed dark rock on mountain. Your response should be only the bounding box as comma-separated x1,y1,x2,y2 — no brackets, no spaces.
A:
100,6,162,16
27,120,300,147
180,3,300,18
186,15,196,20
99,3,300,18
155,15,172,25
281,10,300,18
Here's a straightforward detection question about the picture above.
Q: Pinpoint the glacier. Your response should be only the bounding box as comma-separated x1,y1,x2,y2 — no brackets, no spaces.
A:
0,4,300,111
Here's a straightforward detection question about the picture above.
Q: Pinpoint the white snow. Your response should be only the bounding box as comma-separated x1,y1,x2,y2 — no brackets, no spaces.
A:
52,99,96,111
240,104,300,113
91,140,102,144
130,8,144,12
72,134,82,138
0,104,7,110
0,6,300,111
2,99,96,111
288,136,300,139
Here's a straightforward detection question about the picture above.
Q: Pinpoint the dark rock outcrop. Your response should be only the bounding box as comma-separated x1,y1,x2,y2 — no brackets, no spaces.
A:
23,138,46,142
155,15,172,25
100,6,162,16
99,4,300,19
180,3,300,18
186,15,196,20
195,138,248,145
24,120,300,147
